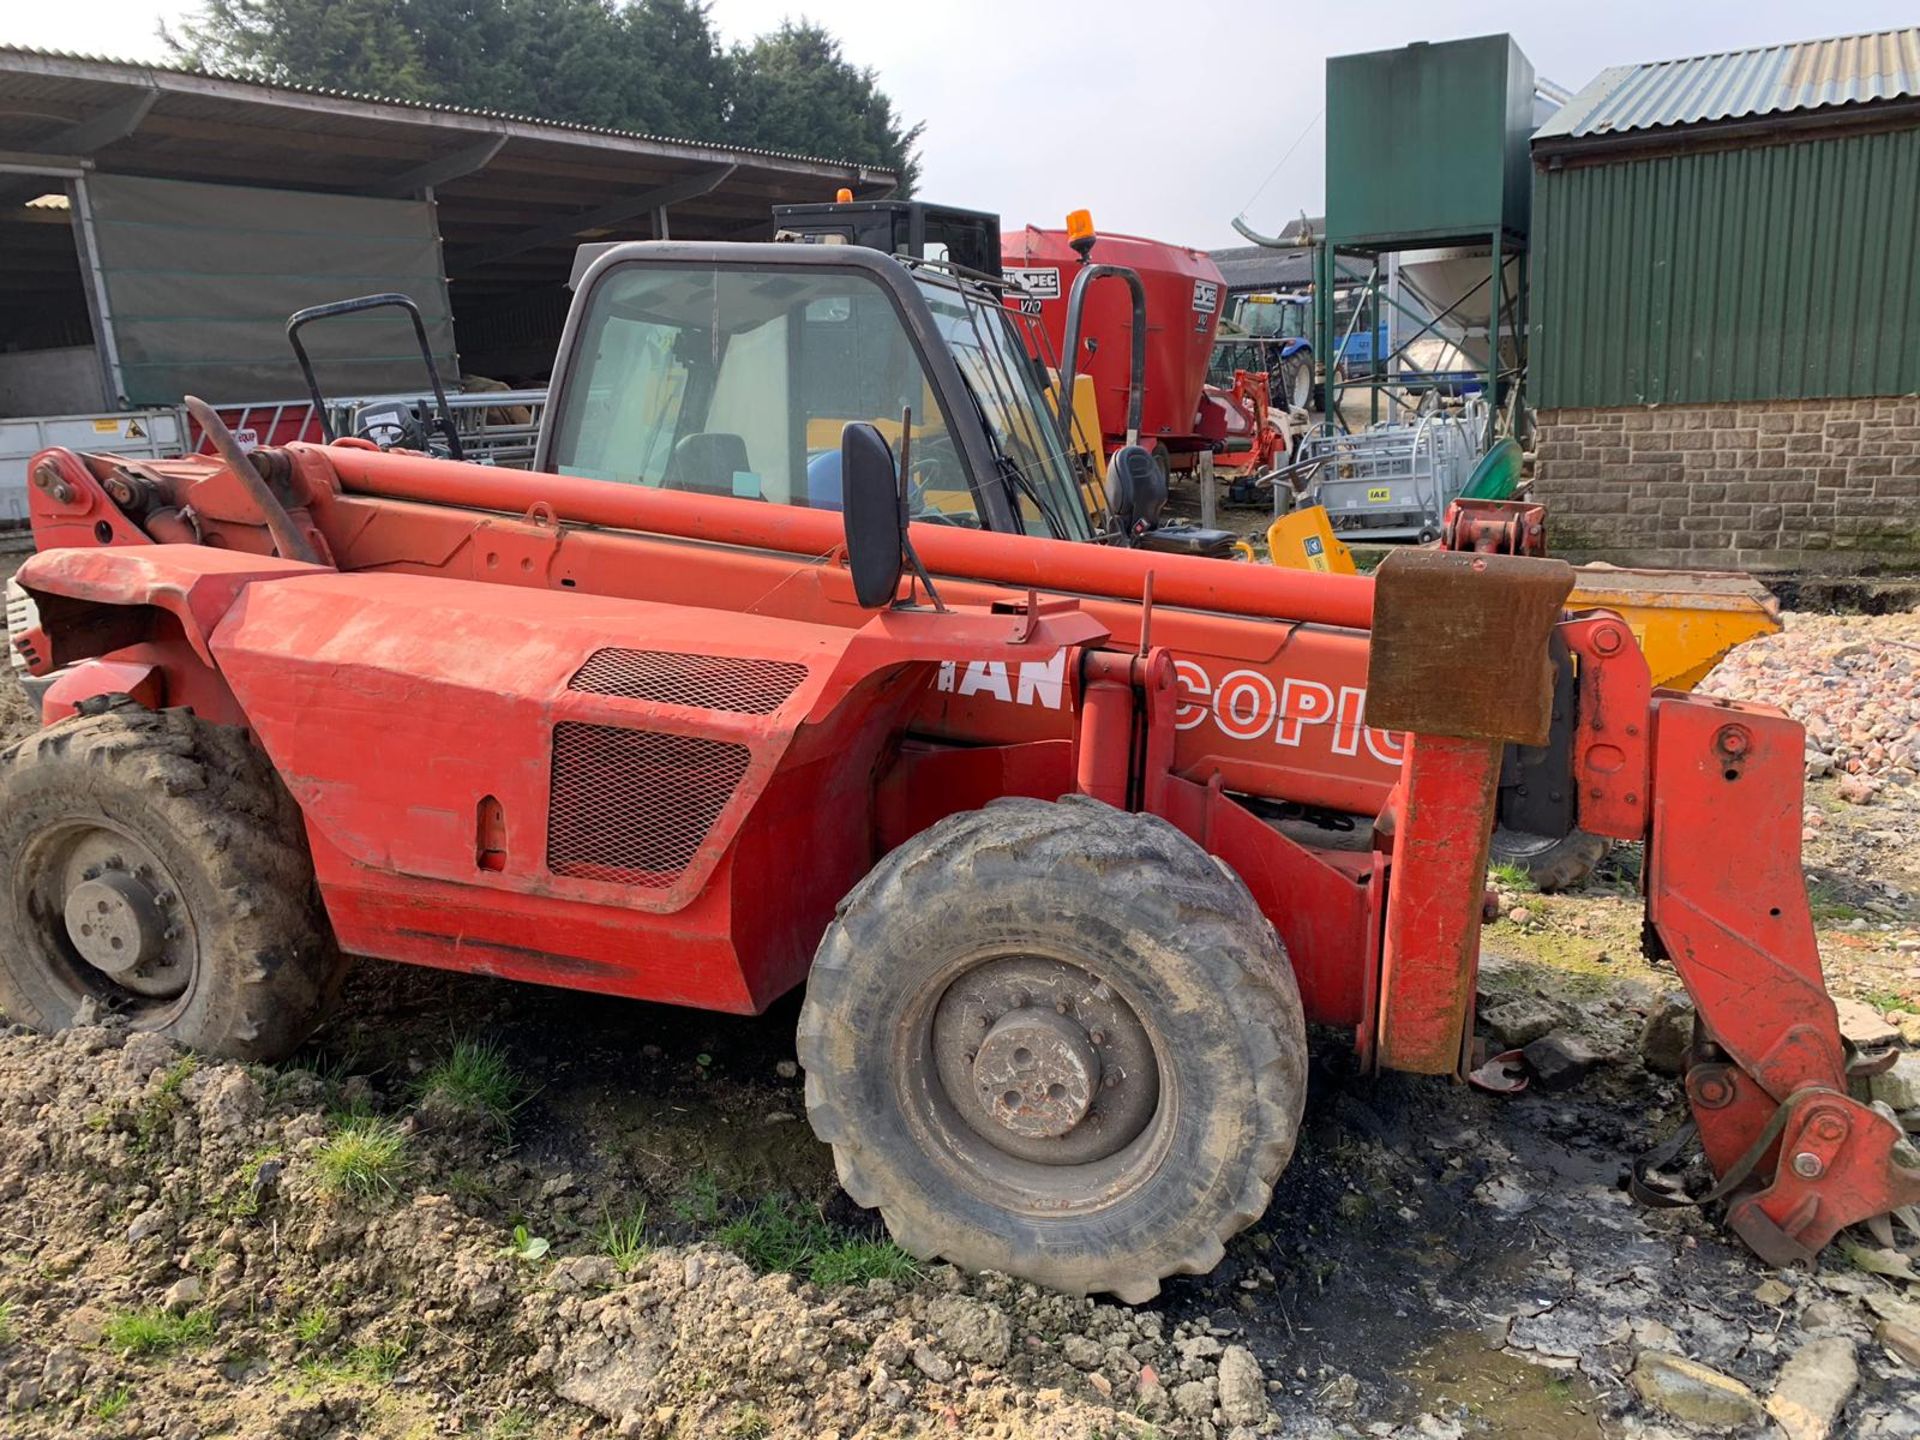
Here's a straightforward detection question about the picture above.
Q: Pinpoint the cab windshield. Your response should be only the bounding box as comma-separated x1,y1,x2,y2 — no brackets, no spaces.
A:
913,273,1093,542
544,260,1091,541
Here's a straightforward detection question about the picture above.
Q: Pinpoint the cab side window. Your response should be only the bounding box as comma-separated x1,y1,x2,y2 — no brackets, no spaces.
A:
547,264,978,522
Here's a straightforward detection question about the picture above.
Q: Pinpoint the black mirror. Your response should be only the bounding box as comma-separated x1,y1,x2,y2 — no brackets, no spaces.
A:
1104,444,1166,536
841,423,905,609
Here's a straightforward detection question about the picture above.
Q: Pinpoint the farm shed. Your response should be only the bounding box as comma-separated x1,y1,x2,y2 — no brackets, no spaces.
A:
1530,27,1920,573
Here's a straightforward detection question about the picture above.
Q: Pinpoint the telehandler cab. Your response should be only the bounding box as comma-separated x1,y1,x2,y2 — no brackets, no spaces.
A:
6,239,1916,1300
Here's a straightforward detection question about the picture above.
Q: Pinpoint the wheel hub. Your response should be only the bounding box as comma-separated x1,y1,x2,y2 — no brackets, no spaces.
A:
973,1007,1099,1139
930,955,1160,1166
40,831,194,1002
63,872,164,977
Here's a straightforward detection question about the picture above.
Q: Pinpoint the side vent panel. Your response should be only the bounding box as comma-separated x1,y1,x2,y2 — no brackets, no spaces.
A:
547,723,750,887
568,649,808,715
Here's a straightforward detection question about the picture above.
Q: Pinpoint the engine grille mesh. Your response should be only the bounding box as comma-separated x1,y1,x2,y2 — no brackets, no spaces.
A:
567,649,808,715
547,723,750,886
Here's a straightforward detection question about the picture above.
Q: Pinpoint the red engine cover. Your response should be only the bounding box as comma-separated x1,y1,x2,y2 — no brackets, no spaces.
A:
1003,227,1224,453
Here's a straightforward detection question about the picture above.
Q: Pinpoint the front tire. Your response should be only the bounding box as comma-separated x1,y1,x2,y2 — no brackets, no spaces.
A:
1489,825,1611,893
798,796,1307,1302
0,703,342,1060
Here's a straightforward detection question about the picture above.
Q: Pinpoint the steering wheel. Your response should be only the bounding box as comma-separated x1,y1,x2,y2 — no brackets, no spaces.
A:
905,433,966,518
353,402,429,452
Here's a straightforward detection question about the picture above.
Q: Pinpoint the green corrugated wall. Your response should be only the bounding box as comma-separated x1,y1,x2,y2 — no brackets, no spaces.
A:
1533,125,1920,408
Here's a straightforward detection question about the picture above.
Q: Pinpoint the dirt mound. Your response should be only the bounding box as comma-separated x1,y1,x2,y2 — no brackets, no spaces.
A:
0,1020,1269,1438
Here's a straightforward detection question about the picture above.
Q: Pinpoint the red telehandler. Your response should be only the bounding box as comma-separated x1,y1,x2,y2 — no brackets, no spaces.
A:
4,239,1915,1301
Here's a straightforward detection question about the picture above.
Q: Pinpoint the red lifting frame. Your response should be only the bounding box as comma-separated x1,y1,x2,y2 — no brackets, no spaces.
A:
1647,692,1920,1264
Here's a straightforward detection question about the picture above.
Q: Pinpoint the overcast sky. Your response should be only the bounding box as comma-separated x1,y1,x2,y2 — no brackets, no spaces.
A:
5,1,1916,247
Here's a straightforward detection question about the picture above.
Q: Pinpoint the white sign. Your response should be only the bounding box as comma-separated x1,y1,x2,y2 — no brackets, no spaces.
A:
1008,267,1061,301
934,650,1404,770
1192,280,1219,314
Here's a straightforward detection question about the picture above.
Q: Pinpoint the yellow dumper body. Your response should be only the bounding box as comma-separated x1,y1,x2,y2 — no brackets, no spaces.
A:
1266,509,1781,690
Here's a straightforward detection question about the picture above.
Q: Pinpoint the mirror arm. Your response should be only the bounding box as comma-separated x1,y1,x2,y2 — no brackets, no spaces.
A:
895,406,946,612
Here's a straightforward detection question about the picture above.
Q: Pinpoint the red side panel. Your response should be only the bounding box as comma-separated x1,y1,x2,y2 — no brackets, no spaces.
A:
206,571,900,1010
17,544,318,669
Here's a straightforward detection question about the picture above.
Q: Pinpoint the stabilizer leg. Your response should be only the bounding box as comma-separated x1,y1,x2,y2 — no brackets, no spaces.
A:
1647,693,1920,1261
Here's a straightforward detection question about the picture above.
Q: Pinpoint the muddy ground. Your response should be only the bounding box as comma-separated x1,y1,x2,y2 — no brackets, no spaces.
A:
0,546,1917,1438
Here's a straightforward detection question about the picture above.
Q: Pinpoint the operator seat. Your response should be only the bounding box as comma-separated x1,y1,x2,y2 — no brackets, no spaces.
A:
662,432,757,499
1105,444,1241,560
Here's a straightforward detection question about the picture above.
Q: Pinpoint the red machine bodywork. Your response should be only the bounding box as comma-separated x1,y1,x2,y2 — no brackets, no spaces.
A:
1208,370,1292,481
17,439,1920,1260
1003,227,1225,460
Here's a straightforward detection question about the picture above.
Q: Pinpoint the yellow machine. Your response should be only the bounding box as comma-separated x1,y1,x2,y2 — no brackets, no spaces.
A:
1266,506,1355,575
1266,506,1781,690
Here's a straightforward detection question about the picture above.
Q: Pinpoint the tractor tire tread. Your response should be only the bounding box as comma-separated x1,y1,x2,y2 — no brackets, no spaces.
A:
0,703,343,1060
798,797,1306,1302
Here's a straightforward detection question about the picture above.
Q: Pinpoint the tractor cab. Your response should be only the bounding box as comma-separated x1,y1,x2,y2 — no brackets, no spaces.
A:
537,242,1096,544
538,233,1242,558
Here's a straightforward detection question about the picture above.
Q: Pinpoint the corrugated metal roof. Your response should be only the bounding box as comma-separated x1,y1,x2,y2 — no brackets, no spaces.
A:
0,44,896,176
1535,27,1920,141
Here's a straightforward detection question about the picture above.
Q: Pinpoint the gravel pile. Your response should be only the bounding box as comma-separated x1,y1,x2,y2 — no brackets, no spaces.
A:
1698,607,1920,796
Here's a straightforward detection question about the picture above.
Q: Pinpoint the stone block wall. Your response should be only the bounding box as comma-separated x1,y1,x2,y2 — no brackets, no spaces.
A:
1532,397,1920,573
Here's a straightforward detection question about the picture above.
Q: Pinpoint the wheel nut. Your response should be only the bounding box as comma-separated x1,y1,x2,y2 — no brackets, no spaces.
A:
1791,1151,1823,1179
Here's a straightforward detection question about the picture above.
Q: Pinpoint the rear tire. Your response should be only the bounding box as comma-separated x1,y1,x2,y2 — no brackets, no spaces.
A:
798,796,1307,1302
1277,355,1312,412
0,703,343,1060
1489,825,1611,893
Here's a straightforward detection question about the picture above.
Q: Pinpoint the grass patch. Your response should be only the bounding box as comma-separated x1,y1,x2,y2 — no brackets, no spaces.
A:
1857,988,1916,1014
725,1404,772,1439
314,1116,409,1202
597,1203,651,1274
218,1146,286,1220
672,1171,725,1227
301,1334,411,1388
488,1412,537,1440
810,1237,921,1288
1488,860,1537,894
293,1304,332,1345
93,1384,134,1420
135,1056,197,1150
417,1036,525,1131
716,1196,918,1288
1808,879,1864,924
716,1198,824,1274
0,1300,14,1347
102,1306,214,1357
